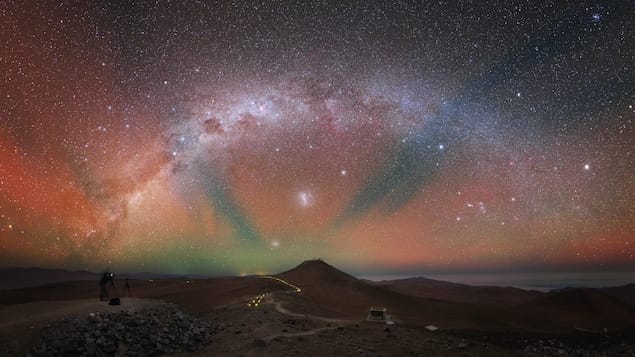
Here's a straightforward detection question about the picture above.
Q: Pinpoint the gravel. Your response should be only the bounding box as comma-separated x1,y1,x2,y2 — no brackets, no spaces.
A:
30,304,216,356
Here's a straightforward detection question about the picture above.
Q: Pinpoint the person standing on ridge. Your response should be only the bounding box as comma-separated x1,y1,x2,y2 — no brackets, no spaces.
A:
124,277,131,296
99,271,115,301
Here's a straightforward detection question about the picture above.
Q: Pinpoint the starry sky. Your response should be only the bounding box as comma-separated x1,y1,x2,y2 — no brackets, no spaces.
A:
0,1,633,275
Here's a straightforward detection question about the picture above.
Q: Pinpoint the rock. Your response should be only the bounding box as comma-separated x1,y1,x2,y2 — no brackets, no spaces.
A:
115,343,128,356
85,342,96,355
103,342,117,353
253,338,267,347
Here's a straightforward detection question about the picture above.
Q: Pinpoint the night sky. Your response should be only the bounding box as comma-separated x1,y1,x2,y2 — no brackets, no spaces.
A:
1,1,633,275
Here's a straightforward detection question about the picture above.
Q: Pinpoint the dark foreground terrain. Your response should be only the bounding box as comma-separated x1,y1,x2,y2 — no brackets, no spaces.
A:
1,260,634,356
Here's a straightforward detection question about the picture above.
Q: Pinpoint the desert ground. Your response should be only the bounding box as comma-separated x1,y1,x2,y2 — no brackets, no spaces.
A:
1,260,634,356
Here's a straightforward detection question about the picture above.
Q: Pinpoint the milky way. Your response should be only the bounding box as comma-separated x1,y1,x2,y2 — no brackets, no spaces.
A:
0,1,633,275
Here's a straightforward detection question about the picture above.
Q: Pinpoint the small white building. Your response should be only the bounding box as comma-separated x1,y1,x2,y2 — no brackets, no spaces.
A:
367,307,390,322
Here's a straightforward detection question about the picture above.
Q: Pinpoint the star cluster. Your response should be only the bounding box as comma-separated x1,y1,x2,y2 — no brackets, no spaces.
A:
0,1,633,274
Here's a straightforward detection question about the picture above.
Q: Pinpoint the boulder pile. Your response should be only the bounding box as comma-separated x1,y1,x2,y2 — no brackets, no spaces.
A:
31,304,216,356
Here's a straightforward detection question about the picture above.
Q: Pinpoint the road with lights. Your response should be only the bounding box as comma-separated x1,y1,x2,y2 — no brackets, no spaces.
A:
243,275,359,341
246,275,301,309
259,276,302,293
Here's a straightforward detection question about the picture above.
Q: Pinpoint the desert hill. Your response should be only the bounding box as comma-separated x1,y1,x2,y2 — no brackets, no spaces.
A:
598,283,635,305
0,268,99,290
0,276,289,314
0,267,206,291
515,288,635,331
276,260,635,332
278,259,359,285
373,276,544,306
276,259,509,329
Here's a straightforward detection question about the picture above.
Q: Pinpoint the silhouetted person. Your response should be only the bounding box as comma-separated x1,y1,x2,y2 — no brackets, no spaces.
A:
99,272,108,301
124,277,131,296
99,271,115,301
